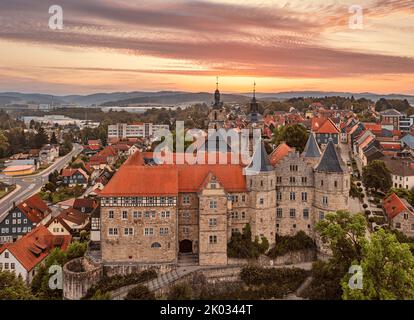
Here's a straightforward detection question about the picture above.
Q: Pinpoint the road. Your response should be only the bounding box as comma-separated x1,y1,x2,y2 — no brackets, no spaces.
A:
0,143,83,219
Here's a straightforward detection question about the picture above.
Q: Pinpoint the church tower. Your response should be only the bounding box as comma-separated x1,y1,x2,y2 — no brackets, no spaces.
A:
208,77,226,130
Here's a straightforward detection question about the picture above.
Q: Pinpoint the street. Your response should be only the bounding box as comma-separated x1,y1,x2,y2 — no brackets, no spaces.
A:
0,143,83,219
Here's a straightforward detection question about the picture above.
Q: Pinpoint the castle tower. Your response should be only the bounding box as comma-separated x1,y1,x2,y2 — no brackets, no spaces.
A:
208,77,226,130
313,139,350,221
302,133,322,166
245,140,276,245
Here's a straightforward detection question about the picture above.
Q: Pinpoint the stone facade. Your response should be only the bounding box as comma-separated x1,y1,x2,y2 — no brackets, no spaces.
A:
98,140,349,267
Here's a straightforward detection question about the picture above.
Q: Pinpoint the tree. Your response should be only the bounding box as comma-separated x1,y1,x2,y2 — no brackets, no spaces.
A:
125,285,155,300
0,130,10,158
32,127,49,149
342,228,414,300
0,271,35,300
66,242,87,260
272,124,309,153
362,160,392,193
304,211,367,300
227,224,268,259
50,132,58,145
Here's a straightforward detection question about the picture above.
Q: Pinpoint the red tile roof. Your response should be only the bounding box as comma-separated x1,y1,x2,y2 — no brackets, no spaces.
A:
269,143,294,166
73,198,97,210
0,225,71,271
314,118,340,134
100,160,247,197
363,123,382,132
16,194,51,224
383,193,413,220
61,168,89,179
58,207,88,225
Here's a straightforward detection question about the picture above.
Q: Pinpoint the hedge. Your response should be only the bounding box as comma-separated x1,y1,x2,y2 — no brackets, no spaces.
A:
267,231,315,258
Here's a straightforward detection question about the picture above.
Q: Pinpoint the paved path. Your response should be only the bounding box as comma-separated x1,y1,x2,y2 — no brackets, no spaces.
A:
111,262,314,300
0,143,83,219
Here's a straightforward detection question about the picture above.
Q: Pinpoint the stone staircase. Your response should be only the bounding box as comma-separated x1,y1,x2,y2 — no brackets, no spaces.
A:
178,253,199,266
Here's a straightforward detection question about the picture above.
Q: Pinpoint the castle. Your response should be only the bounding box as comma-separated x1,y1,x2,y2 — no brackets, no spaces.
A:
96,83,350,267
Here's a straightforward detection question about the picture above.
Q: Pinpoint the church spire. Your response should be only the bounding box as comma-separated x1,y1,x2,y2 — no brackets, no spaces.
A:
216,76,219,91
213,76,222,109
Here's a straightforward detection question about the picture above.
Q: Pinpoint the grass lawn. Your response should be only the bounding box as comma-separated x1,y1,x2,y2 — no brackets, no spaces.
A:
0,185,16,199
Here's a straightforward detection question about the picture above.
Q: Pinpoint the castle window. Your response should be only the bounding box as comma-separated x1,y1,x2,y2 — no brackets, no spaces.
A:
151,242,161,248
151,211,156,218
303,209,309,219
276,177,282,184
242,195,246,202
276,192,282,202
145,211,150,218
122,211,128,220
133,211,142,219
209,201,217,209
322,196,328,206
289,177,296,184
183,227,190,234
209,218,217,227
260,180,263,187
124,228,133,236
319,212,325,220
302,177,307,184
289,209,296,218
108,228,118,236
302,192,307,202
334,181,338,188
320,180,324,186
241,212,246,219
259,198,264,205
290,165,298,172
183,212,190,219
183,195,190,204
108,211,114,219
144,228,154,236
293,224,297,228
276,208,283,218
231,212,239,219
160,227,169,236
290,192,296,201
161,211,171,219
231,228,239,235
209,235,217,244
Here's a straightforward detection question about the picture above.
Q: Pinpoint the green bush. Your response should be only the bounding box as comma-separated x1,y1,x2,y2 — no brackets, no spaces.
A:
167,283,193,300
83,269,157,299
227,224,268,259
125,285,155,300
267,231,315,258
66,242,87,261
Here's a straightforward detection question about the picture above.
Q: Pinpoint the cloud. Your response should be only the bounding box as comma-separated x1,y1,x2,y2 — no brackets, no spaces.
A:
0,0,413,83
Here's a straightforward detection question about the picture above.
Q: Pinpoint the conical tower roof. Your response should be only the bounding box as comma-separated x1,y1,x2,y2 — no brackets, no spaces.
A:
315,139,344,173
246,140,273,173
302,133,321,158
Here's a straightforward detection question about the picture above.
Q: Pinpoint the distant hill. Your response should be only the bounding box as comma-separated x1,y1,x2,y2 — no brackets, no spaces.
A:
0,90,413,107
100,92,249,106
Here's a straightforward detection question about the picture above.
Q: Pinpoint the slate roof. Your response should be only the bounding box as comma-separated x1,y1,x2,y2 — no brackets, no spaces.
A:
302,133,321,158
402,134,414,149
315,140,344,173
246,140,273,173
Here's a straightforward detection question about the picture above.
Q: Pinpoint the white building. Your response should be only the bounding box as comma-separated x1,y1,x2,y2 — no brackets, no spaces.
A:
108,123,169,141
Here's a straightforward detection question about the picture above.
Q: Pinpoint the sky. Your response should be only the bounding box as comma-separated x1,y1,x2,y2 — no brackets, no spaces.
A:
0,0,413,95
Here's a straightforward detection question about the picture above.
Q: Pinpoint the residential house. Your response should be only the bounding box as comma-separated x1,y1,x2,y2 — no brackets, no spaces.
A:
39,144,59,164
311,118,340,145
384,193,414,237
60,168,89,187
381,157,414,190
380,109,404,131
73,198,97,214
0,225,71,283
46,207,89,235
0,194,51,244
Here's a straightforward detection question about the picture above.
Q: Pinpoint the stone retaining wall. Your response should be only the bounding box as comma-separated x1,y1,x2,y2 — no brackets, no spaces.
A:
104,262,175,277
228,249,316,266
